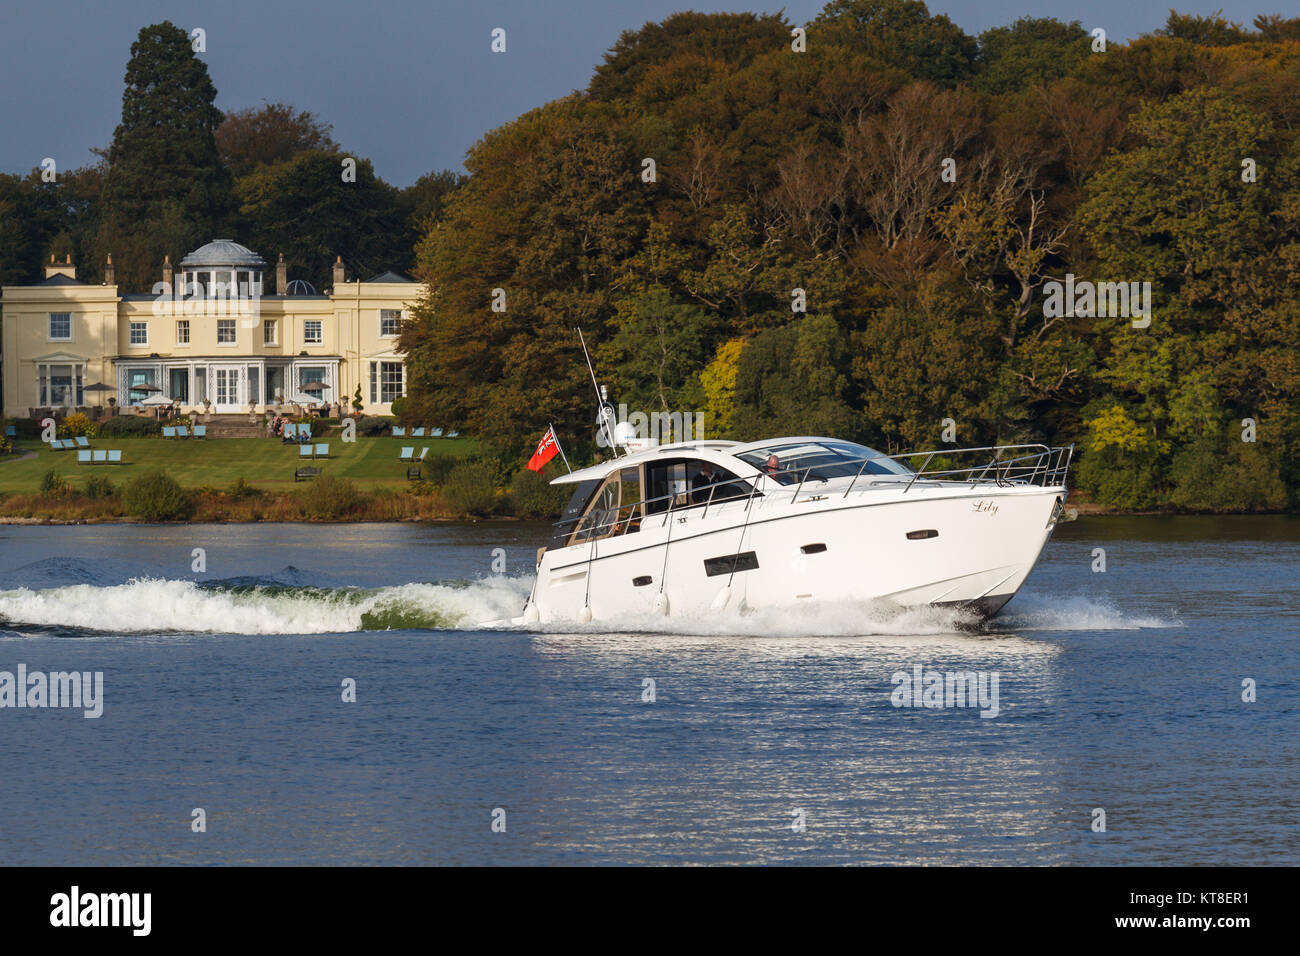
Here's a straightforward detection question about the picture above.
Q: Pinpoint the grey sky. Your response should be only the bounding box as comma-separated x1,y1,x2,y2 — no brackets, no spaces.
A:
0,1,1282,187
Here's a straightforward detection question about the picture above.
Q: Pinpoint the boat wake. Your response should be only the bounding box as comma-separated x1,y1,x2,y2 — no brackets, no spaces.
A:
0,573,1180,637
0,575,534,635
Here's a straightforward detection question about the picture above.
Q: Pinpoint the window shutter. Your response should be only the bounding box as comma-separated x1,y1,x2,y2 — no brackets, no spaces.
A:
369,362,377,405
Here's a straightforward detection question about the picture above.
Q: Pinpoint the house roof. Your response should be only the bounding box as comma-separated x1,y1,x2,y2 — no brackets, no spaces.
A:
179,239,266,269
365,270,413,283
39,273,86,286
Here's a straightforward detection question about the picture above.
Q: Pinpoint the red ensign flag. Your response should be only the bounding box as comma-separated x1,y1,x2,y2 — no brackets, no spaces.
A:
526,426,560,471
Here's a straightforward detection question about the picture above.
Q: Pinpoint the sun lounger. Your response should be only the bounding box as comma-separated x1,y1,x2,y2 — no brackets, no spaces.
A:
107,449,122,465
392,426,406,437
176,425,189,438
162,426,176,438
92,450,107,464
397,446,414,462
193,425,206,439
412,427,425,437
431,428,443,437
75,436,90,448
315,443,329,459
418,447,430,461
77,450,91,464
299,444,314,460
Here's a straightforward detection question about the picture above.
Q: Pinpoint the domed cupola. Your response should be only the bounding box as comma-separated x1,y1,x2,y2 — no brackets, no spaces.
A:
178,239,266,296
285,278,317,296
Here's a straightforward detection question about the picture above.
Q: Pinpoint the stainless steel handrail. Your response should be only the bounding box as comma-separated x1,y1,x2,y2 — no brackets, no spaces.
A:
552,442,1073,543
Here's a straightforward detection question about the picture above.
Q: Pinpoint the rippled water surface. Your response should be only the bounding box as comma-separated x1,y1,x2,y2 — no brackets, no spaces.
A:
0,517,1295,865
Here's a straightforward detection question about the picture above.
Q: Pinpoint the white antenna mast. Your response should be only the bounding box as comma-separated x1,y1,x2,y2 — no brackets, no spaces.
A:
577,328,619,456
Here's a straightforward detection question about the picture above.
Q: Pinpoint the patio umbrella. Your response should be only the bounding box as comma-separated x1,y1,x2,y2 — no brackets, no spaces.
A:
300,381,329,393
129,383,162,393
140,392,173,419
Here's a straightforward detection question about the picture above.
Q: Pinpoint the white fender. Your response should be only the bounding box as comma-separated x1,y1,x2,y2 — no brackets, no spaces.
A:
578,605,592,623
653,592,670,616
523,602,540,625
710,587,732,611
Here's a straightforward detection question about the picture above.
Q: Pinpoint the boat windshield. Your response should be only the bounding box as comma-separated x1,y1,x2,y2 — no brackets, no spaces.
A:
736,440,913,486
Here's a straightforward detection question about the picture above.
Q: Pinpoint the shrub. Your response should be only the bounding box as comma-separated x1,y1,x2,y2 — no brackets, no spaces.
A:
297,474,363,519
84,474,117,499
0,437,12,456
357,416,397,437
227,477,263,499
1075,446,1162,510
40,470,69,497
57,413,98,439
508,466,570,518
420,454,460,487
97,416,163,438
404,479,438,497
441,459,501,517
124,470,194,521
390,396,408,419
1169,437,1288,512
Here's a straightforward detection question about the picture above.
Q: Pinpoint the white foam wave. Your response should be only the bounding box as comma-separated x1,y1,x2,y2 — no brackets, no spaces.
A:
0,576,1178,639
994,593,1182,631
0,576,533,635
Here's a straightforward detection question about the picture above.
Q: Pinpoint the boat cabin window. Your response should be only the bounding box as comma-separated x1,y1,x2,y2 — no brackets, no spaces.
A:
738,440,912,485
643,458,753,514
551,477,601,550
568,467,644,544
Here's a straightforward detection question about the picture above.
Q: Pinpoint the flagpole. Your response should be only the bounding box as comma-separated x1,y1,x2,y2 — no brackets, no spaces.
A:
550,423,572,473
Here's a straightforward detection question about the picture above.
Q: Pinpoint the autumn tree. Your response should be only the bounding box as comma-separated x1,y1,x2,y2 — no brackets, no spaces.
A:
217,102,338,178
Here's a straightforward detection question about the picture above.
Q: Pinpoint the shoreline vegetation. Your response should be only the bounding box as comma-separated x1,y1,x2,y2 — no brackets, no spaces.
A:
0,431,573,524
0,435,1291,524
0,498,1292,525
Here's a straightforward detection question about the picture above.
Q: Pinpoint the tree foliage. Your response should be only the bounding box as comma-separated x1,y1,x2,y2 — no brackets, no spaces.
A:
96,21,233,291
393,4,1300,512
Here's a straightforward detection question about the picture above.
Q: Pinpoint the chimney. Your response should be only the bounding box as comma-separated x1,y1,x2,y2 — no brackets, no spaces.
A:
332,255,345,288
162,254,173,290
43,253,76,281
277,253,287,294
104,254,115,286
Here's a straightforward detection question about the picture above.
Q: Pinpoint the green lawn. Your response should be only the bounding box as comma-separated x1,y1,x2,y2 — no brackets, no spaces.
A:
0,435,478,493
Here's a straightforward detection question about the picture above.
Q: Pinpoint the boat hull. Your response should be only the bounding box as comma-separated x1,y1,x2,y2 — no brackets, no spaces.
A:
529,483,1065,625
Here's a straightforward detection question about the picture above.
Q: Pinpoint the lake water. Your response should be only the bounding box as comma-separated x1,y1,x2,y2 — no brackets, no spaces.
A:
0,517,1295,865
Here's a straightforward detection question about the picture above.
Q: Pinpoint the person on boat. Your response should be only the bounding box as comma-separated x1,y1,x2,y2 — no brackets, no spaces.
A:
765,454,781,478
691,462,719,504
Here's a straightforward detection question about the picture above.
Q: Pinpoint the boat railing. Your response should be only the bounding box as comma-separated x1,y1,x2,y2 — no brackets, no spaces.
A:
839,443,1074,501
552,443,1074,542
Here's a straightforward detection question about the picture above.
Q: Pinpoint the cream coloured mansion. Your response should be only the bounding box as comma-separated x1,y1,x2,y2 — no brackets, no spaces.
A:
1,240,423,418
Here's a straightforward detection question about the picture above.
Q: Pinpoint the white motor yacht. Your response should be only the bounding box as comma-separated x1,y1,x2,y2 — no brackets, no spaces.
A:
518,435,1072,625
